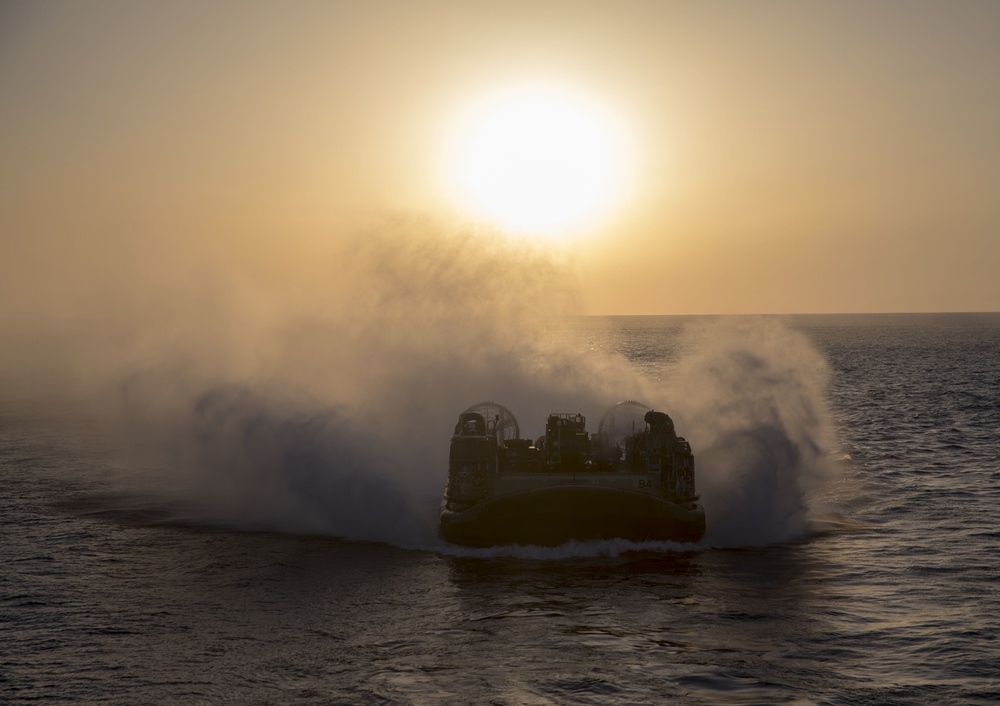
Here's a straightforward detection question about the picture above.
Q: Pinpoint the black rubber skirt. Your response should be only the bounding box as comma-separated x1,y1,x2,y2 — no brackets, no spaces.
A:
439,485,705,547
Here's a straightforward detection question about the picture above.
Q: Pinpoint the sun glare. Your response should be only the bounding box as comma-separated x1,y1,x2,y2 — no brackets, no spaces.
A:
445,83,632,239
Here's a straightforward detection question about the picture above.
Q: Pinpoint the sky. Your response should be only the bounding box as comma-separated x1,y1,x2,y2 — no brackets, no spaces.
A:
2,0,999,319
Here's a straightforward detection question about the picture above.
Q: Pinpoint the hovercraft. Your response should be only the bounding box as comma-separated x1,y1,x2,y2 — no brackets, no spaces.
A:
439,401,706,547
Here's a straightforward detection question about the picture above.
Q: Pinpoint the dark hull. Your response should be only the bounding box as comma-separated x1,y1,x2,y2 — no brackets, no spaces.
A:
439,485,706,547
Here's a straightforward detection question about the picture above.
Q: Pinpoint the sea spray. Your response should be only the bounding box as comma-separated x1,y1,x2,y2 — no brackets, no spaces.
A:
111,222,647,545
119,382,436,542
113,308,841,550
665,317,837,547
30,218,840,550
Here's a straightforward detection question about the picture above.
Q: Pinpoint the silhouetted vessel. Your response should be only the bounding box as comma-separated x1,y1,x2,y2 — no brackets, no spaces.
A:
439,401,706,547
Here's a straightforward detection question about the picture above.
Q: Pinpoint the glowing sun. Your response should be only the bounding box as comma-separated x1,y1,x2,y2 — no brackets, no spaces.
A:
445,83,631,238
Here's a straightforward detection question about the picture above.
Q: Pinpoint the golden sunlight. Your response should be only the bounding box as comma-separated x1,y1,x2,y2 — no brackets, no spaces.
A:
444,83,632,238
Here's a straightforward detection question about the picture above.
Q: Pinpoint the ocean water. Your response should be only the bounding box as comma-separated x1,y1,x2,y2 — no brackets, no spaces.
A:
3,313,999,704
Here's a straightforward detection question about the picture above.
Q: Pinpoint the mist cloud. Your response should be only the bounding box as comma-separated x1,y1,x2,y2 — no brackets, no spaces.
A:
3,217,840,549
666,318,837,546
90,220,647,545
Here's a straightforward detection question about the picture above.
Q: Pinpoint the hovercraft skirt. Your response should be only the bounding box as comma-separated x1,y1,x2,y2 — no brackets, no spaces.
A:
439,485,705,547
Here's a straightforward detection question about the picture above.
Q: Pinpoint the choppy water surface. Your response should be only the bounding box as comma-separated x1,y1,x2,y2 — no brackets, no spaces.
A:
3,314,999,704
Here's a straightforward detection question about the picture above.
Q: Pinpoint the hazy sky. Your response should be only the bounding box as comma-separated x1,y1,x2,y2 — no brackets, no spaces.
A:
2,0,999,315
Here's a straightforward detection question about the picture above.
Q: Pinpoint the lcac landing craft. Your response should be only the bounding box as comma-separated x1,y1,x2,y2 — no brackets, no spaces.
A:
439,401,706,547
